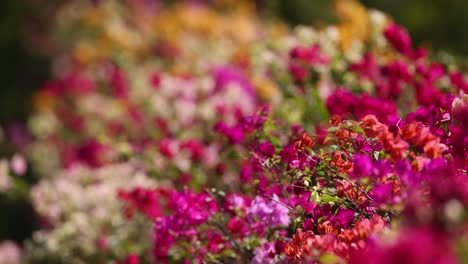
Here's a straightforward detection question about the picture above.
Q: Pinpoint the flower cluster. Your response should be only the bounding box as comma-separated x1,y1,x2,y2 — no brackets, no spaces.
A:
25,163,157,263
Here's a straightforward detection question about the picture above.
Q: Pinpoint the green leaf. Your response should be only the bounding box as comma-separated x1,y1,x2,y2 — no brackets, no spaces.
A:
320,253,344,264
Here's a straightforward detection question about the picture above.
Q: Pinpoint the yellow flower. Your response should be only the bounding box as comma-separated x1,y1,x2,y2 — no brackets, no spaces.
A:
33,90,56,112
81,6,107,27
74,41,101,65
333,0,369,50
254,77,280,102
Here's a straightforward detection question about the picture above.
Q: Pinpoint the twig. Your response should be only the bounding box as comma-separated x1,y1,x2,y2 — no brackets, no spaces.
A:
324,164,374,202
258,191,297,213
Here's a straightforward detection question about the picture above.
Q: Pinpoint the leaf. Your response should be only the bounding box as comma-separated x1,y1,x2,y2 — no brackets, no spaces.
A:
320,253,344,264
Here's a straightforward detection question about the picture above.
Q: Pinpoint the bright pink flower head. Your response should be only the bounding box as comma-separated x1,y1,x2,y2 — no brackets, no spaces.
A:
414,81,443,107
118,187,161,219
159,138,177,159
288,62,308,83
450,71,468,93
150,72,161,89
110,68,129,99
350,53,380,81
416,62,445,82
212,65,254,96
384,23,413,57
350,228,457,264
76,138,108,168
63,72,96,95
326,88,355,116
289,44,330,65
118,254,139,264
214,121,244,144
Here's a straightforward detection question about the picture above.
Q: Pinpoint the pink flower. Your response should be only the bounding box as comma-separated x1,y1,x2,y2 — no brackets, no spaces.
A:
289,44,330,65
0,241,20,264
246,195,290,227
10,154,26,176
350,53,380,81
118,187,161,219
118,253,139,264
384,23,413,57
450,71,468,93
350,228,457,264
452,94,468,129
326,88,355,116
110,68,129,99
288,62,308,83
77,138,108,168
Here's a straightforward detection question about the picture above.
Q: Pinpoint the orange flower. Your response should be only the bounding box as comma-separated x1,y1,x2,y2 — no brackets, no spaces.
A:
330,152,353,173
423,139,442,159
401,121,434,146
360,115,385,138
330,115,344,126
401,121,446,158
379,129,409,160
284,228,309,260
336,181,366,204
318,221,338,235
33,90,56,112
294,132,316,151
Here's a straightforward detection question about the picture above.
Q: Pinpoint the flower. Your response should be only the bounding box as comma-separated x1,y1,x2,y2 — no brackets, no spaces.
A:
351,228,458,264
252,242,276,264
452,94,468,130
10,154,27,176
383,23,413,57
118,187,161,219
0,241,21,264
246,195,290,227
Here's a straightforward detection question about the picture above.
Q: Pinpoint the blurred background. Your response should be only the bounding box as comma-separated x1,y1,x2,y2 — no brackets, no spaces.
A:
0,0,468,245
2,0,468,124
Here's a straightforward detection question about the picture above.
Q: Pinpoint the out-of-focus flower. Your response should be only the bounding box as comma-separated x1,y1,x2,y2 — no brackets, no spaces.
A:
0,241,21,264
246,195,290,227
10,154,27,176
383,23,413,57
25,164,157,262
452,94,468,130
350,228,458,264
0,160,11,192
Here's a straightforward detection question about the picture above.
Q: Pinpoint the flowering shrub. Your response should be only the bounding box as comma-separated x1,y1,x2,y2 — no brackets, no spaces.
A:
8,0,468,263
25,163,157,263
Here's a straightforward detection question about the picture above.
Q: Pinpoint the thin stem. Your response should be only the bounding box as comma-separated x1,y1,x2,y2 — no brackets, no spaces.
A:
258,192,297,213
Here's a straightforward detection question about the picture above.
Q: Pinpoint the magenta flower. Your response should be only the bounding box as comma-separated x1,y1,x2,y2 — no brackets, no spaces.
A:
450,71,468,93
415,80,443,107
288,62,308,83
351,228,457,264
110,68,129,99
350,53,380,81
214,121,244,144
289,44,330,65
329,207,355,229
384,23,413,57
370,183,393,204
118,187,161,219
326,88,355,116
117,254,139,264
213,65,255,96
76,138,107,168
